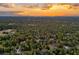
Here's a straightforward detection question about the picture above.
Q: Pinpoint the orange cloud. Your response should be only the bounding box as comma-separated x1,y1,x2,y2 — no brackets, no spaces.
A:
12,4,79,16
0,3,79,16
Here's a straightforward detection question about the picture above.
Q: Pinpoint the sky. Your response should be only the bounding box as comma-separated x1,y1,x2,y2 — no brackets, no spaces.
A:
0,3,79,16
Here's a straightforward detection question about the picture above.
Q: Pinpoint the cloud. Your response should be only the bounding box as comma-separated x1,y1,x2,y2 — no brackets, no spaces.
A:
0,3,79,16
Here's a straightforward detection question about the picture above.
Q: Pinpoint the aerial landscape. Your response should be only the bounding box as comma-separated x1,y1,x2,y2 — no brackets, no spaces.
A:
0,3,79,55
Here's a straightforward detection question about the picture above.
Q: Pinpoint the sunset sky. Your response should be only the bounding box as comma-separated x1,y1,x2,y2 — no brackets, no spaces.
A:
0,3,79,16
